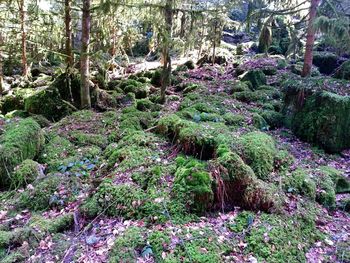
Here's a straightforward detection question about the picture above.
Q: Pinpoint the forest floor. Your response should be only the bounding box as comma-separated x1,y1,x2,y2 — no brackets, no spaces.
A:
0,61,350,263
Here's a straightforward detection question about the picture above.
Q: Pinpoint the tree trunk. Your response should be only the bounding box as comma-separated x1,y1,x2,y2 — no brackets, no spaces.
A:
80,0,91,109
65,0,73,67
19,0,28,78
160,0,173,104
301,0,321,77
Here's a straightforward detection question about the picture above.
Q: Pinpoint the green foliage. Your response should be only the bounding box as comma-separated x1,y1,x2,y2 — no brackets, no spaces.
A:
274,150,295,171
252,113,268,130
0,118,44,189
260,110,284,129
283,169,316,200
318,166,349,194
151,70,162,87
239,132,277,180
223,113,245,126
335,60,350,80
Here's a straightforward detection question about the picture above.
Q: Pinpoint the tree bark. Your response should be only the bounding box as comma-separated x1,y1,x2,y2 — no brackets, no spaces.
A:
19,0,28,78
65,0,73,67
80,0,91,108
160,0,173,104
301,0,321,77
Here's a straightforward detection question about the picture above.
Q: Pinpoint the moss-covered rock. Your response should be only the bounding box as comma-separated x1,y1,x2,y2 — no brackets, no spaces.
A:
150,69,162,87
260,110,284,129
335,60,350,80
29,213,73,234
240,70,267,90
11,159,43,189
286,90,350,153
173,156,213,213
312,51,338,75
252,113,269,130
24,86,72,121
0,118,44,189
239,132,277,180
283,169,316,199
318,166,349,194
0,88,33,114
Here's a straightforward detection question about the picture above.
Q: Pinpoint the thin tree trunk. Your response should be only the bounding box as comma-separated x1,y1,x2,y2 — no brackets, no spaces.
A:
301,0,320,77
80,0,91,109
19,0,28,78
160,0,173,104
65,0,73,67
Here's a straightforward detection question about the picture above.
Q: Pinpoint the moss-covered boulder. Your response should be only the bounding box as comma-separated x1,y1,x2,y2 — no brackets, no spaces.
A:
0,88,33,114
240,70,267,90
24,86,72,121
287,90,350,153
0,118,44,189
283,169,316,200
239,132,277,180
11,159,43,189
335,60,350,80
312,51,338,75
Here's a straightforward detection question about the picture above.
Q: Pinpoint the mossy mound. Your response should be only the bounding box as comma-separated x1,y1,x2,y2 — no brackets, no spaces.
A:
335,60,350,80
24,86,72,121
11,159,43,189
286,90,350,153
312,51,338,75
173,156,213,213
240,70,267,90
239,132,277,180
119,79,150,99
49,110,119,149
213,144,283,212
233,86,281,104
283,169,316,200
0,118,44,189
0,88,33,114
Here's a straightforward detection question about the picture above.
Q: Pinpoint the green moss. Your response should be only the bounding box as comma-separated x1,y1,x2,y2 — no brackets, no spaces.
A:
11,159,42,189
335,60,350,80
245,212,322,263
274,150,295,171
234,88,280,103
284,169,316,199
69,131,108,148
240,70,267,90
29,213,73,233
17,174,62,211
288,89,350,153
136,98,160,112
4,110,29,119
173,156,213,213
108,227,145,263
252,113,269,130
0,118,44,189
0,251,25,263
260,110,284,129
24,86,72,121
151,69,162,87
314,170,336,209
228,81,251,94
239,132,277,180
229,211,255,232
318,166,349,194
39,136,77,171
223,113,245,126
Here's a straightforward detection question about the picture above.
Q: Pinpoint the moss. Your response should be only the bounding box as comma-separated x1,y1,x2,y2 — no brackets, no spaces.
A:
29,213,73,233
274,150,294,171
223,113,245,126
312,51,338,75
4,110,29,119
252,113,269,130
11,160,42,189
318,166,349,194
136,98,160,112
108,227,145,263
151,69,162,87
283,169,316,199
0,251,25,263
183,83,200,94
289,91,350,153
88,179,147,218
173,156,213,213
227,81,251,94
335,60,350,80
336,240,350,262
314,170,336,209
338,198,350,212
260,110,284,129
120,106,155,133
214,145,282,212
24,86,72,121
69,131,108,148
245,212,322,263
239,132,277,180
39,136,77,171
229,211,255,232
233,88,280,103
0,88,33,114
0,118,44,189
240,70,267,90
17,174,62,211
